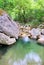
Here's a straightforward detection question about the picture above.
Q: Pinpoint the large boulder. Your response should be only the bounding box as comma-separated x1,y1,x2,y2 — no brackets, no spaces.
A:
0,9,19,45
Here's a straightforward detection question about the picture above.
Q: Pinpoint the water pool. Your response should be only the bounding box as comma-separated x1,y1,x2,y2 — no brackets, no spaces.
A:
0,39,44,65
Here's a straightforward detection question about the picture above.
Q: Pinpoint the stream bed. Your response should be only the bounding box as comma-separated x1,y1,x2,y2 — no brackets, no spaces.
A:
0,39,44,65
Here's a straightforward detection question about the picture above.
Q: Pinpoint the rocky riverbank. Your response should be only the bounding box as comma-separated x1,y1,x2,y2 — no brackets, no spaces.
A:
0,9,44,45
19,25,44,45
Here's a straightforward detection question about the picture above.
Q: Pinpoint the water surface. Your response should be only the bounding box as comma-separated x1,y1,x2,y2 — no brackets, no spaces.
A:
0,39,44,65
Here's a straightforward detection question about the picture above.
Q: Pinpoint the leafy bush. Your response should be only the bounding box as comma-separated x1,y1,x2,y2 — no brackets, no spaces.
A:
0,0,44,23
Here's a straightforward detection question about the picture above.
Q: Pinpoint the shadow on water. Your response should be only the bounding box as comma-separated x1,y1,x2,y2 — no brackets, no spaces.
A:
37,43,44,47
0,44,14,59
0,45,9,59
0,40,18,59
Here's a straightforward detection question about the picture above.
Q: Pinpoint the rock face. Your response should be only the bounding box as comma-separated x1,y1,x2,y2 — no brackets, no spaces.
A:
0,10,19,45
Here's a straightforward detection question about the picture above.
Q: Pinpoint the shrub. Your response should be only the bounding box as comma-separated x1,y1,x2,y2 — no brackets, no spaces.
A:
0,0,44,23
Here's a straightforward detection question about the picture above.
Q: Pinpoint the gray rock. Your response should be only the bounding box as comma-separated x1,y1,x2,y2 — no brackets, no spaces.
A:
0,13,19,39
29,28,41,39
0,10,19,45
0,33,16,45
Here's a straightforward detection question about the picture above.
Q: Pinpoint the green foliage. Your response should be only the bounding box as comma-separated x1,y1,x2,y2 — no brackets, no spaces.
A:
0,0,44,23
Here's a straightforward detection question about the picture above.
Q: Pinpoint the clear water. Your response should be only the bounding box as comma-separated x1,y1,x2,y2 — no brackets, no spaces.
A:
0,38,44,65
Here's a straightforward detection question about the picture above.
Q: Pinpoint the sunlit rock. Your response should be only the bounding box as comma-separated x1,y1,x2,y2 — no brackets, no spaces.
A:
0,33,16,45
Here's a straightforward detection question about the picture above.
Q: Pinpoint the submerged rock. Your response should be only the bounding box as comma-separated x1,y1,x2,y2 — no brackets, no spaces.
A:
0,9,19,45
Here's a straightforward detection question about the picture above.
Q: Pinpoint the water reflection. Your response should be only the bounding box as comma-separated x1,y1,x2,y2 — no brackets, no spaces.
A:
13,52,42,65
0,39,44,65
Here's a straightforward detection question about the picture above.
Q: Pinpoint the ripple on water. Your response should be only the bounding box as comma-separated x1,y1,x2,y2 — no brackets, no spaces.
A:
13,51,42,65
